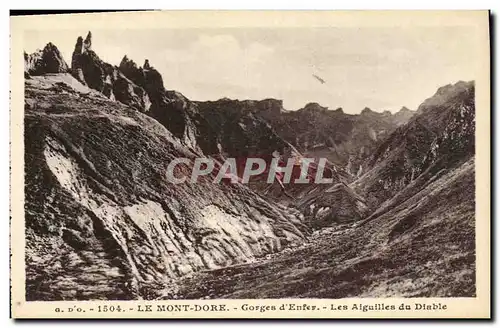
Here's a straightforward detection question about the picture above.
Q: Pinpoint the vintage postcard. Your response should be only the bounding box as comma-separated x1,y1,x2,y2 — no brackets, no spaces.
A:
10,10,490,319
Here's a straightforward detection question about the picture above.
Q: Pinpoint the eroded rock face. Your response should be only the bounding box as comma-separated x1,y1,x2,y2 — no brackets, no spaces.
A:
24,43,69,76
24,74,308,300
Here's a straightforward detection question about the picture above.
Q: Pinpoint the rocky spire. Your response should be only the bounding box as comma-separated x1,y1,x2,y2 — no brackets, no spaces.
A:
70,31,108,90
70,36,86,84
71,37,83,67
83,31,92,51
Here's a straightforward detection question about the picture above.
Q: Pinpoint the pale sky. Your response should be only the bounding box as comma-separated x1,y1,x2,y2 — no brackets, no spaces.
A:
24,26,482,113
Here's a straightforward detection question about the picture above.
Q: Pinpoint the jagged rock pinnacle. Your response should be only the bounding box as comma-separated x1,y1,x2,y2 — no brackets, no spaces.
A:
24,42,69,76
119,57,166,100
75,37,83,54
70,36,86,84
120,55,129,65
71,37,84,69
83,31,92,51
120,55,138,71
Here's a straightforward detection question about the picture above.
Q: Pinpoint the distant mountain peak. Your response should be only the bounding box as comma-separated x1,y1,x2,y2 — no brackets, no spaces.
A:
361,107,374,114
303,102,328,112
391,106,415,126
418,80,475,114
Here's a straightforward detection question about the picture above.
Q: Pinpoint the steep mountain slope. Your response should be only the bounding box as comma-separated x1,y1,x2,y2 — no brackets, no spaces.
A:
24,73,308,301
353,81,475,209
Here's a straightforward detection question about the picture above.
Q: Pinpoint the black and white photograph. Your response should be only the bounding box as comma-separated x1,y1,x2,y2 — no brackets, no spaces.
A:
10,10,491,319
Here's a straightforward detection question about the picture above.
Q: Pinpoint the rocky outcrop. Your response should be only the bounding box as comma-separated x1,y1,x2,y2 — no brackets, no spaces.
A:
118,56,144,86
24,43,69,76
70,37,86,85
118,55,199,148
119,57,166,101
70,32,151,112
193,98,292,158
70,33,108,91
